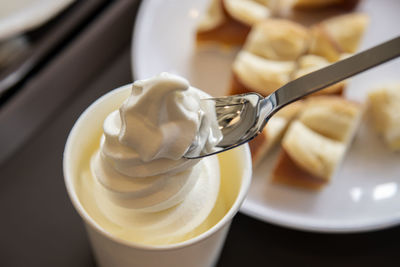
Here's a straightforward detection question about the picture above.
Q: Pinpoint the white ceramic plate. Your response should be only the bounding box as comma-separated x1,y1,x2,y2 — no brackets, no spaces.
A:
0,0,74,41
132,0,400,233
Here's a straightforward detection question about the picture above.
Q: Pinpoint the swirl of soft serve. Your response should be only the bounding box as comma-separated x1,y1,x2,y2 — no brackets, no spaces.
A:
91,73,222,244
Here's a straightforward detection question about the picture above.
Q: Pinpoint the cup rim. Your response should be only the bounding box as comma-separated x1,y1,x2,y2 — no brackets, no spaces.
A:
63,84,252,251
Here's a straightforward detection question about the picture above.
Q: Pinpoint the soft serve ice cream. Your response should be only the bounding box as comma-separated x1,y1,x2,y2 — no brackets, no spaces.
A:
77,73,231,245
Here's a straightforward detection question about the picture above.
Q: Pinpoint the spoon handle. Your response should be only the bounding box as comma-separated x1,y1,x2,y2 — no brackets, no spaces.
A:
272,36,400,109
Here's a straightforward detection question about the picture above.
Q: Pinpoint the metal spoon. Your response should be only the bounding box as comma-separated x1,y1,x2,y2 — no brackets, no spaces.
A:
185,36,400,159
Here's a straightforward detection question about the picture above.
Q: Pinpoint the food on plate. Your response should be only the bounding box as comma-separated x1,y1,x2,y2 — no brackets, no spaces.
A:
309,13,369,62
196,0,276,46
229,13,368,97
230,19,309,96
226,12,368,166
197,1,370,183
368,83,400,151
196,0,362,46
232,50,297,95
272,96,364,189
250,101,304,166
244,18,311,61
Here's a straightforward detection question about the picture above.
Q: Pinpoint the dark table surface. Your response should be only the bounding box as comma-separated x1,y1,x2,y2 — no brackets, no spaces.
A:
1,1,399,266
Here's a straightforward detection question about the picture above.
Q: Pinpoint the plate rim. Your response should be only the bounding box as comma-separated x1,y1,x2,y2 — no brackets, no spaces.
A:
0,0,75,41
241,198,400,233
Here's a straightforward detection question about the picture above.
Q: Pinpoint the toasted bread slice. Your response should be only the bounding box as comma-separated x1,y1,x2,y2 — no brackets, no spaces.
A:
251,101,304,166
368,83,400,151
299,96,363,142
230,19,309,95
232,51,296,95
309,13,368,61
244,19,310,61
196,0,274,46
272,96,363,189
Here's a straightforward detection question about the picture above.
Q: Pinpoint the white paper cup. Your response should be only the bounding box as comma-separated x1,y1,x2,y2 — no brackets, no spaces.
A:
63,84,252,267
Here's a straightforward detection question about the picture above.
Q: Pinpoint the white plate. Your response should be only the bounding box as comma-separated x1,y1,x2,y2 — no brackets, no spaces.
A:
132,0,400,233
0,0,74,41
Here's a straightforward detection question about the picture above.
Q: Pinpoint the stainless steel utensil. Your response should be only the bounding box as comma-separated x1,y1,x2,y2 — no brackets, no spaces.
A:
185,36,400,159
